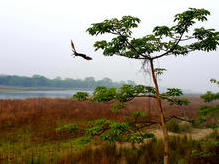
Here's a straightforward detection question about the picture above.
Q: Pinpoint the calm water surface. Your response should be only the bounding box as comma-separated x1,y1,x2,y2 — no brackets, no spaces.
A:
0,90,92,99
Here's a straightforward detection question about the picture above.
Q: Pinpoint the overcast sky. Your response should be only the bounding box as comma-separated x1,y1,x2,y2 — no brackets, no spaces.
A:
0,0,218,92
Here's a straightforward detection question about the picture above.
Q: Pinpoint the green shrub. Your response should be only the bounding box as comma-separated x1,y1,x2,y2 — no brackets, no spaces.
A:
91,86,116,102
167,119,180,133
73,92,89,101
167,119,191,133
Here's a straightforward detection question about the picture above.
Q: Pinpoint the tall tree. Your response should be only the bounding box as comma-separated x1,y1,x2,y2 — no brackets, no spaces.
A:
87,8,219,164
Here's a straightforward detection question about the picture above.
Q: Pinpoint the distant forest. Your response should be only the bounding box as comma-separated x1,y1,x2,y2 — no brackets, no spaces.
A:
0,75,136,89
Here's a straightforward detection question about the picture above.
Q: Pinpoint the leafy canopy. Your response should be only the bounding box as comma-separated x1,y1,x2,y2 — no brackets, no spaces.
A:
201,79,219,102
89,84,189,108
87,8,219,60
73,92,89,101
72,84,190,144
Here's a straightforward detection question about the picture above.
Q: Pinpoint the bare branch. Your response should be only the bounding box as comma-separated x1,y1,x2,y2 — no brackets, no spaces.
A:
170,36,195,42
166,115,193,123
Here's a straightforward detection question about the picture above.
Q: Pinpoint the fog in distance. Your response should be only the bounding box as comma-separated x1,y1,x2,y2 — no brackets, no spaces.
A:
0,0,219,93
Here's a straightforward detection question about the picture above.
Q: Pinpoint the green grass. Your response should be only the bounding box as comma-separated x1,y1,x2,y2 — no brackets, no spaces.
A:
0,127,81,163
1,125,218,164
0,98,218,164
57,131,219,164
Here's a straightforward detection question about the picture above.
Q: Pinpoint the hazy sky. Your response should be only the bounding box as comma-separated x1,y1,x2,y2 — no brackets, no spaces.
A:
0,0,219,92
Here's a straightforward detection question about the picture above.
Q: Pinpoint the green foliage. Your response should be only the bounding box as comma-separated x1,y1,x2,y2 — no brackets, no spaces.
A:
86,8,219,147
197,79,219,129
73,92,89,101
198,105,219,116
87,119,129,143
128,132,154,143
85,83,190,144
154,68,167,76
116,84,136,102
87,16,140,36
164,88,183,97
210,78,219,85
91,86,117,102
101,122,130,143
86,118,155,144
166,119,191,133
70,133,219,164
87,8,218,60
116,84,157,102
161,88,190,105
132,110,146,117
56,124,78,132
173,8,210,33
74,136,92,147
196,105,219,129
90,84,189,107
200,91,219,102
169,98,190,106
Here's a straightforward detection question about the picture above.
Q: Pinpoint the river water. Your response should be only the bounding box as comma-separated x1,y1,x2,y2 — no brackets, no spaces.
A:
0,90,93,99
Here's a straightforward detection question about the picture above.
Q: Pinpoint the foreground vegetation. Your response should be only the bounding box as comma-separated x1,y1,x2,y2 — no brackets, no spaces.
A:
0,6,218,164
0,96,218,163
86,7,219,163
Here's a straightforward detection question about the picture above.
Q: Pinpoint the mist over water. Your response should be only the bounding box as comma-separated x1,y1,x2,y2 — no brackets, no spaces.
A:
0,0,218,93
0,90,93,99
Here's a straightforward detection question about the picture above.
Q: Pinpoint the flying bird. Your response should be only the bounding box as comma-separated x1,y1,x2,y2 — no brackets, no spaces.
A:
71,40,92,60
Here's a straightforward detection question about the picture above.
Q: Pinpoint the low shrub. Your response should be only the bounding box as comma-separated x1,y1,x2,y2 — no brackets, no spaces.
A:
91,86,116,102
57,133,219,164
167,119,191,133
73,92,89,101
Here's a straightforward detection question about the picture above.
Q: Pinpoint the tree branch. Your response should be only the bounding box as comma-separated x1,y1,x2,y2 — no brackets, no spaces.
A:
116,53,147,59
126,94,184,105
165,115,193,123
170,36,195,42
152,30,186,60
111,30,151,60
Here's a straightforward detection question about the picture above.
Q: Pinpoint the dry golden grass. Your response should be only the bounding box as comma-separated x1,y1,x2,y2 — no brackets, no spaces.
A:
1,96,217,127
0,97,218,163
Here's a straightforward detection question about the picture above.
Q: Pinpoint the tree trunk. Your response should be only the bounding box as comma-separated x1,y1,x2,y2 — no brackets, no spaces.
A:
149,59,169,164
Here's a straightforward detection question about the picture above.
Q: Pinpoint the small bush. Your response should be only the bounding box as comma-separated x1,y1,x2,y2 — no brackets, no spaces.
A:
167,119,191,133
73,92,89,101
91,86,116,102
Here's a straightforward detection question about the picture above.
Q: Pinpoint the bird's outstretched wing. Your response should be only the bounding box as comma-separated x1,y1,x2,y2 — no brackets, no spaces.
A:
77,53,92,60
71,40,76,52
70,40,92,60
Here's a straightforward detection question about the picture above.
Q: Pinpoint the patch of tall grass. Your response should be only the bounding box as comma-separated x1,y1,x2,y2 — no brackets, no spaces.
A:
57,131,218,164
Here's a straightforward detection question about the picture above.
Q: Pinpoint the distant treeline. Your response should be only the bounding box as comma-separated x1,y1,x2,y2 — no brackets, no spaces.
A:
0,75,136,89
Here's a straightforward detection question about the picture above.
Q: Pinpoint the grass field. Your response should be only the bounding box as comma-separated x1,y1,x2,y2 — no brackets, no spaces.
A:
0,97,218,163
